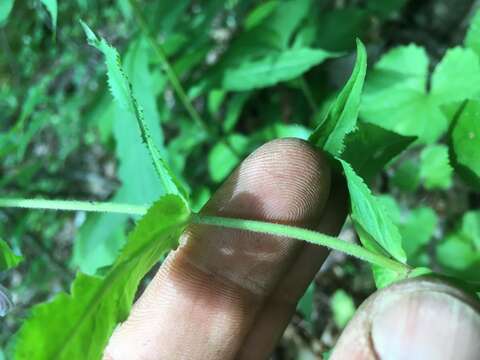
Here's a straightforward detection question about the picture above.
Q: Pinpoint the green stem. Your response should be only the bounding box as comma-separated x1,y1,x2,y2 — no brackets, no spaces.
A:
128,0,208,132
191,213,410,275
0,198,147,216
0,197,410,275
300,77,317,113
127,0,242,159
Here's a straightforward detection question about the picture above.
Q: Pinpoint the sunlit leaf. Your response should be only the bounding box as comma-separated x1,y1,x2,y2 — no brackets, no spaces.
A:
223,47,336,91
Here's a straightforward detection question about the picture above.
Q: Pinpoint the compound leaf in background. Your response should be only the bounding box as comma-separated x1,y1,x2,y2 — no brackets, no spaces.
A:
436,211,480,282
450,100,480,188
361,45,438,142
0,239,22,271
0,0,15,26
430,47,480,104
341,121,415,182
14,195,190,360
465,9,480,58
420,144,453,190
361,44,480,143
40,0,57,32
310,39,367,156
339,160,406,262
399,207,438,262
223,47,336,91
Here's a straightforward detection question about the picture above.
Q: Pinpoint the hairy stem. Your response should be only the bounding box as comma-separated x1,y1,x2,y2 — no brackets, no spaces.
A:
0,198,147,216
0,197,410,275
191,213,410,275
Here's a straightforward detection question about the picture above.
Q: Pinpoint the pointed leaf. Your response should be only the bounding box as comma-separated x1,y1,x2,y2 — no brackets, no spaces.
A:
223,47,336,91
339,160,406,263
80,21,187,201
341,121,415,182
0,239,22,271
310,39,367,156
0,0,15,26
40,0,57,31
14,195,190,360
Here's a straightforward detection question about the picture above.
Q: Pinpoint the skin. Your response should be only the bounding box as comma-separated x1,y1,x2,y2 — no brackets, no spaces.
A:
104,138,480,360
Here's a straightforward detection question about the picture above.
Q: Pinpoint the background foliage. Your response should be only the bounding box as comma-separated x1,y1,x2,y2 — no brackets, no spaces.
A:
1,0,480,358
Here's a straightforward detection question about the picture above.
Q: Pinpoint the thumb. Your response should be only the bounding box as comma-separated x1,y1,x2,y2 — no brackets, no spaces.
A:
330,277,480,360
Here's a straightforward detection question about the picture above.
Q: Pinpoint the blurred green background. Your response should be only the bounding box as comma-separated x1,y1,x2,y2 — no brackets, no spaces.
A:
1,0,480,358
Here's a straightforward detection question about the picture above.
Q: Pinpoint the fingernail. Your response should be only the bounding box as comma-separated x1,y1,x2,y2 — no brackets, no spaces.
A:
371,290,480,360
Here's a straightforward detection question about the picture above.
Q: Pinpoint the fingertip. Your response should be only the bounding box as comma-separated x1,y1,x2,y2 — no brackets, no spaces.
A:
331,277,480,360
205,137,332,224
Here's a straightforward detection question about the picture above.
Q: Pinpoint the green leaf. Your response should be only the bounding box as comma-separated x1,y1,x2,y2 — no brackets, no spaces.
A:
223,47,336,91
244,1,279,30
430,47,480,104
391,158,421,192
244,0,312,48
208,134,250,183
14,195,190,360
340,160,406,263
341,121,415,182
419,145,453,190
0,0,15,26
361,45,435,142
74,35,179,274
40,0,57,31
310,40,367,156
0,239,22,271
367,0,406,17
73,213,127,274
400,207,438,259
253,123,311,142
80,21,187,200
451,100,480,187
465,9,480,58
463,211,480,250
223,93,251,132
436,212,480,282
297,282,314,326
316,9,369,51
331,290,356,328
362,45,480,143
377,197,437,267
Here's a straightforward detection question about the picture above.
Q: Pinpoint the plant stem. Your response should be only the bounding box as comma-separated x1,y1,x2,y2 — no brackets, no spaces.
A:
0,198,147,216
191,213,410,275
300,77,317,113
0,197,410,275
127,0,242,159
127,0,208,133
